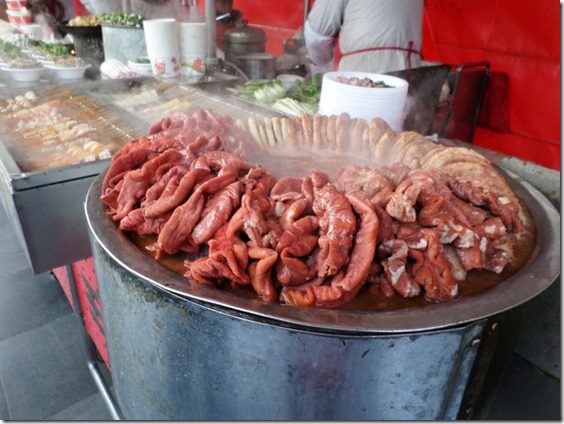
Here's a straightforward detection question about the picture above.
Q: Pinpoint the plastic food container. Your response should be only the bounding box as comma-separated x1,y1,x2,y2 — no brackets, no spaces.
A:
0,67,43,82
37,57,55,65
319,72,409,132
45,64,91,79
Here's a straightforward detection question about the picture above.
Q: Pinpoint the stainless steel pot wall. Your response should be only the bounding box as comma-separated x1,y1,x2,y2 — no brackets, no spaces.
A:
85,169,560,420
239,53,276,80
101,25,147,64
92,241,485,420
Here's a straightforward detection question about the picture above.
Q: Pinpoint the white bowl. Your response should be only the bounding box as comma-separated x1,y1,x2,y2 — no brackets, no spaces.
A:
319,72,409,131
0,66,43,82
45,64,90,79
276,74,304,90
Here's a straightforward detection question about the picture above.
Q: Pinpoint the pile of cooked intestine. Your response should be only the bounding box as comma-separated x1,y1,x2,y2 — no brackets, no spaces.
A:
100,109,532,309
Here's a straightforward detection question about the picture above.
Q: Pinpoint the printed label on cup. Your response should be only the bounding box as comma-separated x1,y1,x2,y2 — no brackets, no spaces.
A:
181,55,205,76
150,57,180,78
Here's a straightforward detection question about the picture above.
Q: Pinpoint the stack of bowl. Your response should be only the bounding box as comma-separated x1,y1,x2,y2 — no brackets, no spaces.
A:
319,72,409,132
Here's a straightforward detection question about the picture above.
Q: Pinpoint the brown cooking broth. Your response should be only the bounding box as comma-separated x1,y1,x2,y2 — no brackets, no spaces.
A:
129,205,536,312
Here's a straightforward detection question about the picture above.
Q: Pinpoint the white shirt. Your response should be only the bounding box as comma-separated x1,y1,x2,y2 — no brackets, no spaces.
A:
305,0,423,73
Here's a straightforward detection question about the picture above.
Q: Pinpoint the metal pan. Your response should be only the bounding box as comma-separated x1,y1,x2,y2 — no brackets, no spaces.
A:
85,169,559,334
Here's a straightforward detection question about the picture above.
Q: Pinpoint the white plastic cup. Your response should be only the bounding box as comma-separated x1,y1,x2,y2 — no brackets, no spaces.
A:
178,22,207,76
143,18,180,78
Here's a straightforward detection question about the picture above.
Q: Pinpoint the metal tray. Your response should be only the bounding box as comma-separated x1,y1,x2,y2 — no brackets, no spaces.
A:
0,82,147,189
0,80,147,272
85,168,560,334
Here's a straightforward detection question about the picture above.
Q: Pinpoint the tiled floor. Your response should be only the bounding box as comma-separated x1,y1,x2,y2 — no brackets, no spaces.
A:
0,205,112,420
0,201,560,420
479,279,561,420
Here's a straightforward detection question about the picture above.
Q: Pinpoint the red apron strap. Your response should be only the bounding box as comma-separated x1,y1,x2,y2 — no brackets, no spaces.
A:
341,41,421,68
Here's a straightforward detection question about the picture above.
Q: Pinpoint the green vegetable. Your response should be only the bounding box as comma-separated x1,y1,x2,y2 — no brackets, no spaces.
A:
0,40,23,60
238,79,286,104
238,79,279,94
272,97,318,116
254,84,285,103
287,74,322,105
102,12,144,28
45,43,70,56
27,40,70,56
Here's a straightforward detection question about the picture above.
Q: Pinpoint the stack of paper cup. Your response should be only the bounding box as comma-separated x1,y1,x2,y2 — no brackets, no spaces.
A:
178,22,207,77
143,18,180,78
319,72,409,132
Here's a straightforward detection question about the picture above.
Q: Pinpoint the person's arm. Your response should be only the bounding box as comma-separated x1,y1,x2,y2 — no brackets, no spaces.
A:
304,0,347,67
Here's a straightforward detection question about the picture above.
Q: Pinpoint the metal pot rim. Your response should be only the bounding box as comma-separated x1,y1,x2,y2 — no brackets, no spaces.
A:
85,169,560,334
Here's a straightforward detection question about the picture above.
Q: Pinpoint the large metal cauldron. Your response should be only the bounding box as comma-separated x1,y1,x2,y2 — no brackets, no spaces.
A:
85,172,560,420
